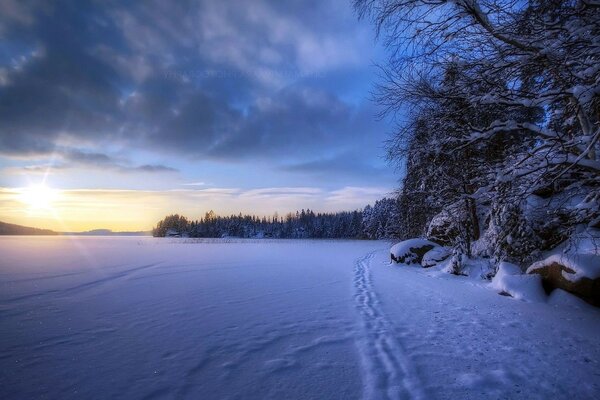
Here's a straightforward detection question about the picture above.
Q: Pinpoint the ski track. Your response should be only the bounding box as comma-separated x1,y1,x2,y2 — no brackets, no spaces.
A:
353,251,426,400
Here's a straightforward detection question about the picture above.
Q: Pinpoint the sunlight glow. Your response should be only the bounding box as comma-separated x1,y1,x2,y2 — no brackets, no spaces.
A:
18,184,60,210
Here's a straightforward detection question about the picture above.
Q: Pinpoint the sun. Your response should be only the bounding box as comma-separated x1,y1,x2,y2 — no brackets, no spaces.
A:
18,184,60,210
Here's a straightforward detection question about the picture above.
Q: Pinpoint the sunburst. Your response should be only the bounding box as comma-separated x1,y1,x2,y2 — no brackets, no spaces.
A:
18,184,60,210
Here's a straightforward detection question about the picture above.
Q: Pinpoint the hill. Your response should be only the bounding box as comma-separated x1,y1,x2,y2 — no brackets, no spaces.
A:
0,221,59,235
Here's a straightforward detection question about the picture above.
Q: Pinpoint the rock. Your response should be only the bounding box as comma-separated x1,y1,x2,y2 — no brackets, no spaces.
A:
426,205,463,246
527,260,600,306
421,246,451,268
390,239,438,265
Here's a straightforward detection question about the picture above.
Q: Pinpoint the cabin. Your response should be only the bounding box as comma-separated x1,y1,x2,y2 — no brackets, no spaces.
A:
165,229,181,237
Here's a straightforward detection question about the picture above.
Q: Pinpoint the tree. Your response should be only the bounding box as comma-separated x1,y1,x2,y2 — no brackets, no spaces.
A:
152,214,190,237
356,0,600,267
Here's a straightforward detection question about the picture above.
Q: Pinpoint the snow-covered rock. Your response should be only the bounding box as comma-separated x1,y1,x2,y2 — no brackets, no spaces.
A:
527,254,600,306
421,246,451,268
527,254,600,281
390,239,438,265
491,262,546,302
515,228,600,306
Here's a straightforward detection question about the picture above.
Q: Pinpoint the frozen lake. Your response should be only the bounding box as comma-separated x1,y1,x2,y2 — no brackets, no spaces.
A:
1,237,599,399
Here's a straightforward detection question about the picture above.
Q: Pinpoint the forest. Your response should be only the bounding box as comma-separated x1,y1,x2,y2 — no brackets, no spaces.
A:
152,198,399,239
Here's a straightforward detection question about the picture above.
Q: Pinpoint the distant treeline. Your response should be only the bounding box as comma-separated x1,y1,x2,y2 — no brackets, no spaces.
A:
152,198,401,239
0,221,58,235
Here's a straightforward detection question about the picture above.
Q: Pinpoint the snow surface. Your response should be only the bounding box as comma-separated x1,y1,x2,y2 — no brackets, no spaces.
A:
1,236,599,399
548,289,597,311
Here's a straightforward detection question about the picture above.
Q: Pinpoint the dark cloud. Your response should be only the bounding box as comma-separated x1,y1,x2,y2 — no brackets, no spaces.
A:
0,1,125,155
0,0,385,179
131,164,177,173
62,150,177,173
65,150,117,165
132,85,356,160
209,87,351,158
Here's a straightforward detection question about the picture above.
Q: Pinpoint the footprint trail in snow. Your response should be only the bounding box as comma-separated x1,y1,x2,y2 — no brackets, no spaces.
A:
353,251,426,400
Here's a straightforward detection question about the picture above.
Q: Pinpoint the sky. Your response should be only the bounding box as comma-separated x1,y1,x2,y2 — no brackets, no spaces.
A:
0,0,397,231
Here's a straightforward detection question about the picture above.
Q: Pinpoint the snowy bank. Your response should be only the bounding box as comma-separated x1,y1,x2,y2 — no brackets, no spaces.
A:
491,262,546,302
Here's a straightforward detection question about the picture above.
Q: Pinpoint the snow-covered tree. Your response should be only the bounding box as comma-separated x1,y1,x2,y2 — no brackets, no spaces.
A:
357,0,600,267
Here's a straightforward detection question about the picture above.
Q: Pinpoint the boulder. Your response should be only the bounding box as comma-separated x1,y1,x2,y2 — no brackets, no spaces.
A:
390,239,438,265
527,256,600,306
421,246,451,268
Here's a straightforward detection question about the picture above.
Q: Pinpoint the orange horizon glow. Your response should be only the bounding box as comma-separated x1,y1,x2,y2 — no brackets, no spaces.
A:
0,185,390,232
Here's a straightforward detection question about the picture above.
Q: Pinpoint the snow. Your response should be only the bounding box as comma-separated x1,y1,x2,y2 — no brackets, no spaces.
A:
1,236,599,400
490,262,547,303
437,255,495,280
548,289,597,311
390,238,438,264
494,261,522,278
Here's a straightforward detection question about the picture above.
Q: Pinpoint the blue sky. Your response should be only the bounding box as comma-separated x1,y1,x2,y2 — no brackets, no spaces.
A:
0,0,398,230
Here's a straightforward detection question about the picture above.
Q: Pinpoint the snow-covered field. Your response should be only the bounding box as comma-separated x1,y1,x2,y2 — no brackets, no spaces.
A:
0,237,598,400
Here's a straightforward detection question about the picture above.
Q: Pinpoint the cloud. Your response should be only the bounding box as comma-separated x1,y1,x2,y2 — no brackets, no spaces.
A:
239,187,323,199
326,186,391,204
204,87,353,159
0,4,125,156
0,0,378,154
20,163,67,172
282,151,391,178
0,0,37,28
60,149,178,173
117,79,383,166
65,150,118,165
181,182,206,186
128,164,177,173
1,150,177,175
0,0,394,191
